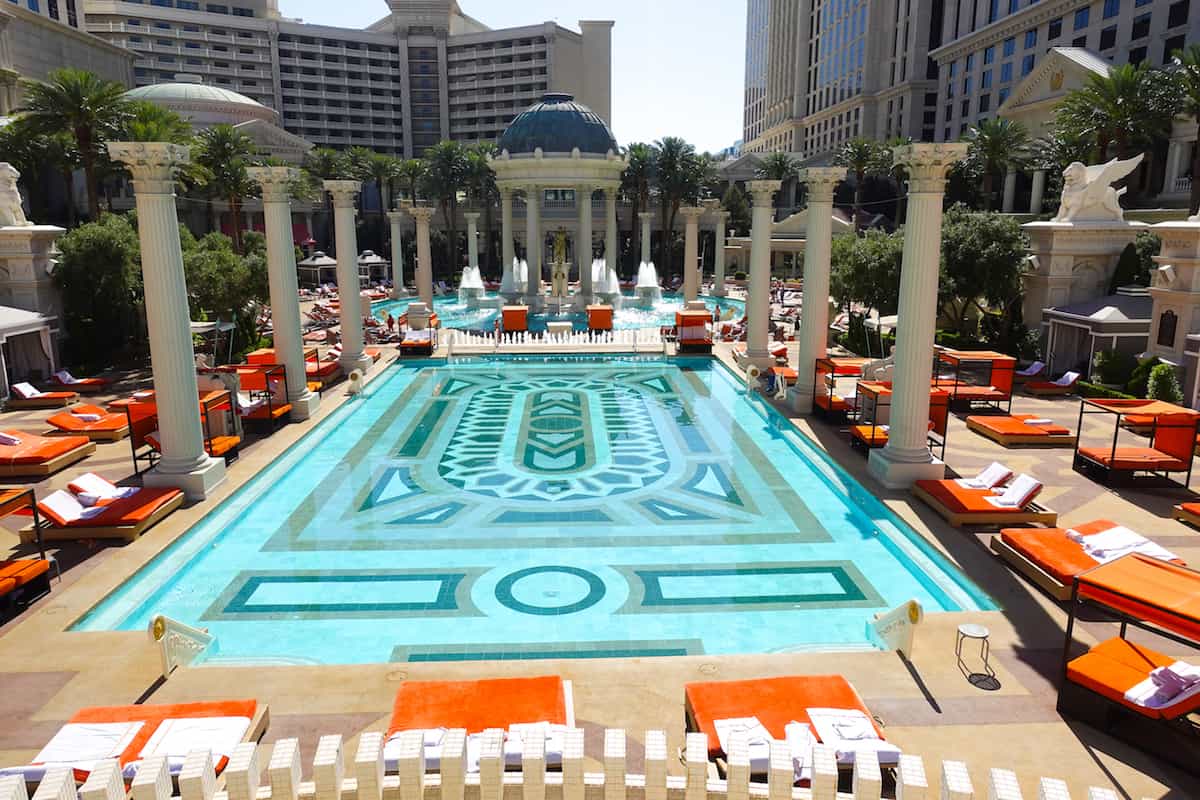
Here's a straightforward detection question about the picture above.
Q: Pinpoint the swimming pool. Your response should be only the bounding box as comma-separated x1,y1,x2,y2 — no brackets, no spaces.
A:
373,293,745,333
75,356,993,665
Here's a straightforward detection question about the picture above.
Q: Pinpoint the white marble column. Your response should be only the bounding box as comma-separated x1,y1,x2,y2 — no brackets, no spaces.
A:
387,209,409,298
868,143,968,489
605,188,618,277
1002,169,1017,213
681,206,704,302
712,211,729,297
525,184,542,303
323,180,371,375
1030,169,1047,215
639,211,653,265
1165,140,1185,195
577,185,594,300
745,180,781,368
790,167,846,414
500,186,515,279
108,142,225,500
465,212,480,270
304,211,314,240
248,166,319,421
411,206,435,306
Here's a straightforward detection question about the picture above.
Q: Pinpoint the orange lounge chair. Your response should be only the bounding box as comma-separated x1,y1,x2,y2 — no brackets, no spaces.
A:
0,431,94,477
0,699,268,787
45,405,130,442
1074,412,1198,486
29,484,184,543
0,558,52,618
992,520,1185,600
7,382,78,409
1013,361,1046,385
685,675,899,772
965,413,1076,447
382,676,574,772
1173,502,1200,529
48,371,110,395
912,473,1057,528
1024,371,1081,396
850,390,949,457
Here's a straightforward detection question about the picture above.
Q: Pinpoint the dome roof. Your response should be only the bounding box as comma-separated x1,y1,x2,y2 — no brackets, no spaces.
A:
125,82,267,109
498,93,617,156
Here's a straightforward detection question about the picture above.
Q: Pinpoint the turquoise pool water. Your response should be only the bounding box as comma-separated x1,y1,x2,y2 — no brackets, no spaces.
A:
75,356,993,665
373,292,745,333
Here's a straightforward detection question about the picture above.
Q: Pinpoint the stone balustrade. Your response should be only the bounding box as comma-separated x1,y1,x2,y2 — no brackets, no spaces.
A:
447,329,666,355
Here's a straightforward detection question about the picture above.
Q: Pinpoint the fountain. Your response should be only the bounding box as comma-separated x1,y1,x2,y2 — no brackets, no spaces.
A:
458,264,485,307
594,258,622,309
635,261,662,308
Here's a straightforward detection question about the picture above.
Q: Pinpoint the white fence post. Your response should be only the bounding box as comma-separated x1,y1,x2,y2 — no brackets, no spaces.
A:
989,768,1023,800
80,759,124,800
1037,779,1071,800
478,729,505,800
0,776,27,800
603,728,626,800
766,740,791,800
179,750,217,800
32,768,76,800
355,731,385,800
942,760,975,800
268,738,302,800
896,753,929,799
684,733,708,800
853,750,883,800
131,756,171,800
643,730,668,800
810,746,838,800
440,729,467,800
562,728,585,800
224,742,261,800
396,731,427,800
313,735,344,800
724,731,750,800
521,728,546,800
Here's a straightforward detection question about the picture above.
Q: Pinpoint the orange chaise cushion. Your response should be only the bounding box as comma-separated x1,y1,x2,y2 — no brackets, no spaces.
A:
850,425,889,447
999,521,1116,586
914,479,1024,513
973,415,1071,437
386,676,566,737
41,487,182,529
0,433,90,465
0,559,49,597
1077,446,1189,472
1065,638,1200,719
685,675,881,758
46,407,127,433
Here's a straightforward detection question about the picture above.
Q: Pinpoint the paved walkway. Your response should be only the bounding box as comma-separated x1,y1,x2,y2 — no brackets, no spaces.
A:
0,344,1197,797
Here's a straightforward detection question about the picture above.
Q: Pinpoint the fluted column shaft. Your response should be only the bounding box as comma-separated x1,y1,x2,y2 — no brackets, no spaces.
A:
869,144,968,488
605,189,618,275
108,142,224,499
1002,169,1017,213
1030,170,1047,215
639,212,653,264
324,180,370,374
387,210,407,299
746,181,781,365
713,212,729,297
792,168,846,414
525,184,541,302
411,206,435,306
466,212,480,270
500,187,515,277
249,166,318,421
681,206,704,302
577,186,594,298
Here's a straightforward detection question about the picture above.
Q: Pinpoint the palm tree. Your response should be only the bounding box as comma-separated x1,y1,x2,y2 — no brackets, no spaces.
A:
464,143,498,272
193,124,259,254
834,138,888,232
17,68,132,220
123,101,192,144
755,152,799,217
621,142,658,268
654,137,712,270
962,118,1030,210
302,148,349,249
1173,45,1200,214
421,140,469,274
396,158,426,203
1056,62,1179,162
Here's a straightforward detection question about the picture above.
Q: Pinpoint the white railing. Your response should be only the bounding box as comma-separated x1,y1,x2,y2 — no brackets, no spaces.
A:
446,330,666,355
1174,176,1192,194
2,729,1129,800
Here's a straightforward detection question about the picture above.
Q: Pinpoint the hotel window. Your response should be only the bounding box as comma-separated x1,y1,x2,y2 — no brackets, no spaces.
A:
1103,0,1120,18
1168,0,1189,28
1099,25,1117,49
963,76,973,94
1073,35,1088,46
1022,54,1035,75
1075,7,1090,29
999,87,1010,103
1132,13,1151,38
1003,37,1015,57
979,94,991,113
1024,29,1037,49
1165,34,1187,63
1001,61,1013,82
1049,17,1062,39
982,70,992,88
26,0,38,10
984,46,995,64
1130,45,1147,64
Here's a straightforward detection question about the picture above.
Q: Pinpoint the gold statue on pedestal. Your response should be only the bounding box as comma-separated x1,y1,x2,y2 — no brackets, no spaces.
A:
551,227,569,298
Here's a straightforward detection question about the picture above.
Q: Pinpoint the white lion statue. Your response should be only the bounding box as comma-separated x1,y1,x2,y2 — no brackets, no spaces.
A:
1053,155,1143,223
0,163,32,228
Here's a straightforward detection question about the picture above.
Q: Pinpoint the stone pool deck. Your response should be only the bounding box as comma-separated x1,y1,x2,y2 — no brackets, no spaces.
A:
0,343,1197,797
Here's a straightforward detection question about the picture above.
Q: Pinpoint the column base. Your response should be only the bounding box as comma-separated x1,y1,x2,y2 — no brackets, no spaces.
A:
734,348,776,372
288,389,321,421
867,448,945,489
390,287,411,300
144,455,226,501
787,383,816,415
340,352,373,375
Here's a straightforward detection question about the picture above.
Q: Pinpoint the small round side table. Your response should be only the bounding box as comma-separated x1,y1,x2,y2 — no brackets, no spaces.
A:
956,622,995,678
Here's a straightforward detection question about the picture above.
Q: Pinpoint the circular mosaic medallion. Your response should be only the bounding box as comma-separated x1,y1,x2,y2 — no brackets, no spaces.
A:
495,565,606,616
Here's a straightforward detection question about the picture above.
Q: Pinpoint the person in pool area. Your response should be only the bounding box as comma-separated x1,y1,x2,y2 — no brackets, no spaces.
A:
386,313,395,333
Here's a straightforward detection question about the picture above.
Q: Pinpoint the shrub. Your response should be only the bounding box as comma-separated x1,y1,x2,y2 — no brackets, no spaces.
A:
733,271,747,281
836,312,895,357
1147,363,1184,403
1077,381,1136,400
1091,349,1135,385
1126,356,1161,397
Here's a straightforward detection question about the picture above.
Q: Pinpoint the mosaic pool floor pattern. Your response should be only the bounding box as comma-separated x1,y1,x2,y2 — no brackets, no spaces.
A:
76,356,992,665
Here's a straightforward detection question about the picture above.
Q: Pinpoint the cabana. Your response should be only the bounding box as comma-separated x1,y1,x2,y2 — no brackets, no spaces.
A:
247,347,334,392
217,364,291,429
297,251,337,288
587,305,613,332
965,413,1077,448
812,357,871,422
1072,400,1200,487
1058,555,1200,776
676,309,713,354
933,349,1015,411
0,488,51,619
849,382,949,459
125,390,241,474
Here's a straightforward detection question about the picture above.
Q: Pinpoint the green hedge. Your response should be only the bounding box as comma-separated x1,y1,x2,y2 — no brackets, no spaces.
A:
1077,381,1136,400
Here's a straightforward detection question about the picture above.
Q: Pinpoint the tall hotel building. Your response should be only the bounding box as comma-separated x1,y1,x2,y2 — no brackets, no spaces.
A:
83,0,613,157
741,0,944,162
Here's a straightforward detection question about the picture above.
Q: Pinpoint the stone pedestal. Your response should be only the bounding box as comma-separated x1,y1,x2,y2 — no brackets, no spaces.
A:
790,167,845,414
109,142,225,500
869,143,967,490
248,166,319,421
387,209,410,299
0,225,65,320
681,206,704,303
1148,221,1200,374
324,180,371,375
743,181,782,369
1022,221,1147,328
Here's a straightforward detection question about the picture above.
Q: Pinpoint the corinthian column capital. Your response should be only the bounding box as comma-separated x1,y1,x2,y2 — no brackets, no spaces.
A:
323,179,362,209
107,142,189,194
247,166,299,203
893,143,970,192
800,167,847,203
747,180,782,208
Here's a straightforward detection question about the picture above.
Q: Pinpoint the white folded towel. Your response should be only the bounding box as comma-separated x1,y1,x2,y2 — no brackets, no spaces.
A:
1125,663,1200,709
0,432,21,446
72,413,102,422
1071,525,1179,564
806,708,901,766
715,716,773,772
1024,418,1054,426
785,721,815,782
955,461,1012,490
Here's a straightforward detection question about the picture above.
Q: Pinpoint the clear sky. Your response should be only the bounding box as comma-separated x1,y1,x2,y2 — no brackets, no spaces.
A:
277,0,746,154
